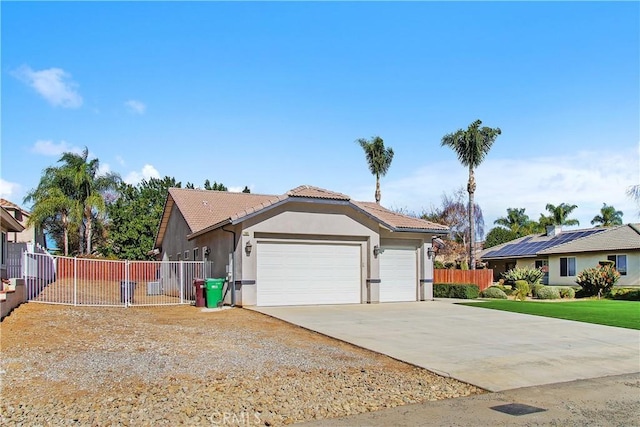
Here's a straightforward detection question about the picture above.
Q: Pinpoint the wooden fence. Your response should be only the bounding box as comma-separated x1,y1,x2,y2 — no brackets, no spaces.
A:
434,269,494,292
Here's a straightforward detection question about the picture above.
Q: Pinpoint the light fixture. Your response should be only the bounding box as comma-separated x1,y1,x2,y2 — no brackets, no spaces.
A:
373,245,380,257
427,247,435,259
428,237,446,260
245,241,253,256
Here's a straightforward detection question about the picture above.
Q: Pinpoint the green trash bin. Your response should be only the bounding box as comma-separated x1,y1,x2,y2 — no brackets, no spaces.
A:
205,278,225,308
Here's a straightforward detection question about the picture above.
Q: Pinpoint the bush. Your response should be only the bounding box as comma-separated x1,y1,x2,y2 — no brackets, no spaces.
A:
575,265,620,297
481,287,508,299
460,260,469,270
444,262,456,269
434,260,445,269
536,286,561,299
531,284,546,298
434,283,479,299
609,288,640,301
513,280,530,301
558,287,575,299
502,267,544,286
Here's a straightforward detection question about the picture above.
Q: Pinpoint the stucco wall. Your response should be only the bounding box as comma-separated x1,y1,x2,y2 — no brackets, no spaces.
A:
547,251,640,287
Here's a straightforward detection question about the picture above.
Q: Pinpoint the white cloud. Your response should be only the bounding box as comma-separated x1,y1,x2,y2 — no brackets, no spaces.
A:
125,100,146,115
13,65,83,108
0,179,22,200
31,140,83,157
97,163,111,177
124,164,160,185
115,155,125,166
368,148,640,232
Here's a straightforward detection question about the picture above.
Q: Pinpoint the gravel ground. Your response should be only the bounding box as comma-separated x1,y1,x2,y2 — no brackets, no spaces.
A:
1,303,482,426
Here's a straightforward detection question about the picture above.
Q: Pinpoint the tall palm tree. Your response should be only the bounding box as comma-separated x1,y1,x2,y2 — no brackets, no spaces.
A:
591,203,623,227
24,168,76,256
356,136,394,204
441,120,501,269
542,203,580,227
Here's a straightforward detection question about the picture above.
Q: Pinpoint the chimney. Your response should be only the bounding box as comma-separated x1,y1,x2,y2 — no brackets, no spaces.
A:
546,225,562,237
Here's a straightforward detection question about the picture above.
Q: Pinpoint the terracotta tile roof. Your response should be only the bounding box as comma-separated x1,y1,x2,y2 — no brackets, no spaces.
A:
168,188,277,234
352,201,449,231
537,224,640,254
1,207,25,232
157,186,449,246
287,185,351,200
0,198,28,213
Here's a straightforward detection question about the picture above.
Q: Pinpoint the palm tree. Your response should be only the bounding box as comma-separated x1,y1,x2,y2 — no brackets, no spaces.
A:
24,168,76,256
441,120,501,269
57,148,121,254
356,136,394,204
494,208,531,234
542,203,580,227
591,203,623,227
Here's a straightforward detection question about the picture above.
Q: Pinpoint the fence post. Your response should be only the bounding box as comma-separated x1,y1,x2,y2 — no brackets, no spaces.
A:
179,261,184,304
125,260,130,308
74,257,78,306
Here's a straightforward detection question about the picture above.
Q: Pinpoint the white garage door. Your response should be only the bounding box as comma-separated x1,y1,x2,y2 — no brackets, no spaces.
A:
257,242,361,306
379,248,417,302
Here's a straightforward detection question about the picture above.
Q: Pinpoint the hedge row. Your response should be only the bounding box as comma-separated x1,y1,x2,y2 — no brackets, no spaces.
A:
434,283,479,299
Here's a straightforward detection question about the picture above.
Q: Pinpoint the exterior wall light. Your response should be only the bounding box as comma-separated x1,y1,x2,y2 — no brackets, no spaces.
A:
245,241,252,256
373,245,383,257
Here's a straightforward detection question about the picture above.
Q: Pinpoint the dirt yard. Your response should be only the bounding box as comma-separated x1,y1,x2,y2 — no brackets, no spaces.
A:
1,303,483,426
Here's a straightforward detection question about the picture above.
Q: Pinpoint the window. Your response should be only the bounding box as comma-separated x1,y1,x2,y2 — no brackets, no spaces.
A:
177,253,181,261
1,232,6,266
184,250,190,260
193,248,200,261
607,255,627,276
560,257,576,277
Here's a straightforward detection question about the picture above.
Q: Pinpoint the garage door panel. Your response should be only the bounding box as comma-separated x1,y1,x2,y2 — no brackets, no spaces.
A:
257,242,361,306
379,248,417,302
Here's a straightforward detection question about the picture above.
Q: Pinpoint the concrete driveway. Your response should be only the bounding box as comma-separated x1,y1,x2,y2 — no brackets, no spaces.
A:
251,300,640,392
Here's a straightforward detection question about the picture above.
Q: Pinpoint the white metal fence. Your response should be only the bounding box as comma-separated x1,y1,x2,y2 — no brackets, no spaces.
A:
24,252,217,307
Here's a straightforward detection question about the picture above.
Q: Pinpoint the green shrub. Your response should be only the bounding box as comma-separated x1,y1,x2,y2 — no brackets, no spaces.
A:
536,286,560,299
502,267,544,286
434,260,445,269
513,280,530,301
460,260,469,270
609,288,640,301
481,287,508,299
598,260,615,267
494,283,513,296
444,262,456,269
434,283,479,299
558,287,575,299
575,265,620,297
531,284,546,298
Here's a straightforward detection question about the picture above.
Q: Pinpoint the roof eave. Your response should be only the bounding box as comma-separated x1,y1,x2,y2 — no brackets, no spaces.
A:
187,218,232,240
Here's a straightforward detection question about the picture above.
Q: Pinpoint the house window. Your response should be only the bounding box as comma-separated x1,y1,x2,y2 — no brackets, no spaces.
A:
607,255,627,276
1,232,6,266
177,253,181,261
560,257,576,277
193,248,199,261
184,250,190,260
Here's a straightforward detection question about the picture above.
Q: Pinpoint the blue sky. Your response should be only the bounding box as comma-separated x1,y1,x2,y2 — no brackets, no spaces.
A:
2,1,639,233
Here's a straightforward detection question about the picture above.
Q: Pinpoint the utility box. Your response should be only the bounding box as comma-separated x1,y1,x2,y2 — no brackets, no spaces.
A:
147,281,161,296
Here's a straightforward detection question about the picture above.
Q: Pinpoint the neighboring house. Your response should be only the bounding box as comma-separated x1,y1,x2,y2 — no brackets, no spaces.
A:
154,185,449,307
1,207,25,280
481,224,640,287
0,199,46,247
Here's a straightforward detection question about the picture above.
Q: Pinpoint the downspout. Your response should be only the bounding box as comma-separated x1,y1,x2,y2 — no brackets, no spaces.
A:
222,225,236,307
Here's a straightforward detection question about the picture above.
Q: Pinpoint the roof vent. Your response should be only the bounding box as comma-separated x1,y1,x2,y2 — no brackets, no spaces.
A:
546,225,562,237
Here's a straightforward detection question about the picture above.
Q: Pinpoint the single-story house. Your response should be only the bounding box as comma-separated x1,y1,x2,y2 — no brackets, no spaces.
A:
154,185,449,306
480,224,640,287
1,207,25,280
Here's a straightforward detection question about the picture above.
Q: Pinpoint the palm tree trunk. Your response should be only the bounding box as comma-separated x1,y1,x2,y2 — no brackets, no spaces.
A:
375,174,381,204
467,167,476,270
62,212,69,256
85,209,93,255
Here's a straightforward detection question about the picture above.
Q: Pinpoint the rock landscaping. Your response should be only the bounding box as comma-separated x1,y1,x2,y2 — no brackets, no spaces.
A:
1,303,482,426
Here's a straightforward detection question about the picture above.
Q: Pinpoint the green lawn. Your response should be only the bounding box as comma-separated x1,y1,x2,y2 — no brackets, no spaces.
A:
459,299,640,330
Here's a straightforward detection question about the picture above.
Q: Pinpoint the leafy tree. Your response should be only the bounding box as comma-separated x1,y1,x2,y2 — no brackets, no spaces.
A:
204,180,228,191
103,176,181,260
242,186,251,193
540,203,580,227
484,227,518,249
441,119,501,269
356,136,394,204
494,208,540,234
185,182,195,189
24,169,76,256
591,203,623,227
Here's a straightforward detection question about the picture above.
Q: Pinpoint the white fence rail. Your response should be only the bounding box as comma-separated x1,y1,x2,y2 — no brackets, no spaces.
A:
25,252,216,307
